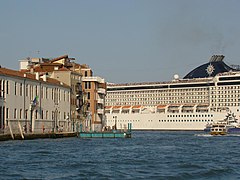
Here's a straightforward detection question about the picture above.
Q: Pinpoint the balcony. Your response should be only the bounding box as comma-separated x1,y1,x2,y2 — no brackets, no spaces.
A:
97,98,104,104
97,88,106,94
82,76,105,83
76,106,81,111
76,93,83,100
97,109,104,114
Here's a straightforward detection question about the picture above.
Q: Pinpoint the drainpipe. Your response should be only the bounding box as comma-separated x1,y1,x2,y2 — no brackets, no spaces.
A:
23,75,26,133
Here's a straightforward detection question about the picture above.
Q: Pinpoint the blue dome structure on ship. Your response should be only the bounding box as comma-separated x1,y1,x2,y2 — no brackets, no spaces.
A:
183,55,237,79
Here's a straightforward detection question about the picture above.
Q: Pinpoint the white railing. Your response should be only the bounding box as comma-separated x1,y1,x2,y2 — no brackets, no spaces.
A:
97,109,104,114
82,76,105,83
97,98,104,104
97,88,106,94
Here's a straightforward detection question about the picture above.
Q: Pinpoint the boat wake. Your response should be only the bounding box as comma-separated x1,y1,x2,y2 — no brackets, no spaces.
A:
195,133,240,137
195,134,213,137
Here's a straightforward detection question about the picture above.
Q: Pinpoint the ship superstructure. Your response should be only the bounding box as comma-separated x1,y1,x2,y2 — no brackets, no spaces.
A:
104,55,240,130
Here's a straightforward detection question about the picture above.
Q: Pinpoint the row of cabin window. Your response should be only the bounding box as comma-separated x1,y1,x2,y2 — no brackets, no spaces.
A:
168,114,213,118
107,119,214,123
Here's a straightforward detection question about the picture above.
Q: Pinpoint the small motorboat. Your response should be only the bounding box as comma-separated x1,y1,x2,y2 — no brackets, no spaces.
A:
206,112,240,135
210,123,227,135
204,123,212,132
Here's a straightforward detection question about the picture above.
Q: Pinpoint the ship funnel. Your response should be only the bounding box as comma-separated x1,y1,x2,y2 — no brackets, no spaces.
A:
209,55,225,62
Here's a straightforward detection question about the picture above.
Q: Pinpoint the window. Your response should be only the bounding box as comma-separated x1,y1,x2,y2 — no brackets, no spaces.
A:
35,86,38,97
0,80,2,98
59,89,61,101
6,81,9,95
59,112,61,122
26,84,28,97
6,108,9,119
41,87,43,99
51,89,53,100
52,111,54,120
35,110,38,119
41,110,43,119
30,85,32,99
25,110,28,119
20,83,22,96
0,107,2,128
46,87,48,99
87,92,90,99
14,109,17,119
2,80,5,98
20,109,22,119
85,71,88,77
15,82,17,95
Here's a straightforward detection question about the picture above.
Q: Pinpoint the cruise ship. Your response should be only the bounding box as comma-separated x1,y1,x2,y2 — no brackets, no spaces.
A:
104,55,240,130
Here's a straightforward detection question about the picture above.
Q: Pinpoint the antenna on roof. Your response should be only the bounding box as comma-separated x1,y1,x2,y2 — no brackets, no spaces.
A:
230,64,240,71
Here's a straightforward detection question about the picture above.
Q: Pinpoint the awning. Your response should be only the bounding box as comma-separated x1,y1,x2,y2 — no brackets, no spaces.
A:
182,104,195,107
157,105,167,109
197,103,209,107
122,106,131,109
112,106,122,109
105,106,112,109
197,104,209,109
182,104,195,109
169,104,181,107
132,105,142,109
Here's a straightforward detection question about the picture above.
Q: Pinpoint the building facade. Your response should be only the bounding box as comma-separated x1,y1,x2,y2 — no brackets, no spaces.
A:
0,67,71,134
81,66,106,131
19,54,106,131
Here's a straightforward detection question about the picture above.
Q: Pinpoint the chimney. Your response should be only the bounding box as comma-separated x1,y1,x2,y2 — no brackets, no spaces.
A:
36,72,39,80
43,74,47,82
209,55,225,62
216,55,225,62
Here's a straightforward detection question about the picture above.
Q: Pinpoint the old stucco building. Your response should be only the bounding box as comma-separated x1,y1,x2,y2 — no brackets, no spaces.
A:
0,67,71,134
19,55,106,131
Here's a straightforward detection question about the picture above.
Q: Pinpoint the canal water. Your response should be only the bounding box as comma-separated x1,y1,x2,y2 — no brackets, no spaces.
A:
0,131,240,180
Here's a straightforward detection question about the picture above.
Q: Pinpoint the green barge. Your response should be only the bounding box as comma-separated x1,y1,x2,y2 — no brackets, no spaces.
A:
78,123,132,138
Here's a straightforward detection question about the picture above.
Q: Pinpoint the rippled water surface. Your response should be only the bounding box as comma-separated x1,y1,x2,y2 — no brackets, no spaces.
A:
0,131,240,180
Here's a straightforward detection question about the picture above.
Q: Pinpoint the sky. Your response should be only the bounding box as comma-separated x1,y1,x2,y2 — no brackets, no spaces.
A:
0,0,240,83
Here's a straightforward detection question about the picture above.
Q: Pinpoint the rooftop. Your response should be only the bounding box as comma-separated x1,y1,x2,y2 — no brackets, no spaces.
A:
0,67,69,88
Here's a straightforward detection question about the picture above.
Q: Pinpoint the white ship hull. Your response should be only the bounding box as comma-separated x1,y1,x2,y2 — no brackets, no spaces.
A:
105,107,240,131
